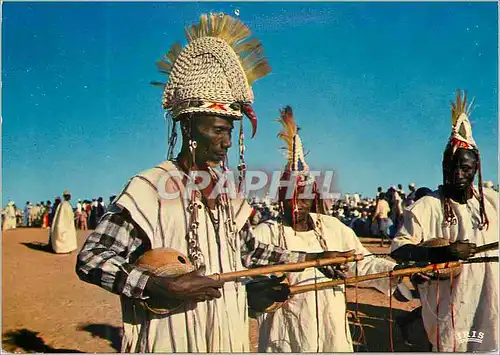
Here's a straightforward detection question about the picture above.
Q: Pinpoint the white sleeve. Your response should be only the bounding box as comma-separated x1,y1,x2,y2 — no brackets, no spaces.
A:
338,224,397,296
391,209,424,252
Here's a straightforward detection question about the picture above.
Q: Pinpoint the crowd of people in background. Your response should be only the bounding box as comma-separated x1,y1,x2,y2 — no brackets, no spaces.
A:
2,181,498,237
1,195,117,231
249,180,499,246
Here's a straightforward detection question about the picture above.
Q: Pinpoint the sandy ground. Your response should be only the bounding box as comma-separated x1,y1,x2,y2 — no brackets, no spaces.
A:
2,228,428,353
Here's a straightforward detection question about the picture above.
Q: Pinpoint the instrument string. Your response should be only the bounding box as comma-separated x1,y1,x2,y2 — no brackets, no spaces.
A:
450,263,456,352
388,271,394,352
434,264,441,352
353,259,368,351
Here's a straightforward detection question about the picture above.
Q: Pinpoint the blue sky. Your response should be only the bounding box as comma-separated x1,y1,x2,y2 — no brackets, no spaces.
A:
2,1,498,206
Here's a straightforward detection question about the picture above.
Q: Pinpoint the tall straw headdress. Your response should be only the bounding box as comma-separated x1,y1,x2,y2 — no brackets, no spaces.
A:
275,106,328,249
152,13,271,137
276,106,314,187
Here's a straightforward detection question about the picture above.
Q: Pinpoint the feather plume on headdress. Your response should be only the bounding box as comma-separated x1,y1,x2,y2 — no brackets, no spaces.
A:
449,89,476,151
157,13,271,86
276,106,311,181
277,106,298,163
275,106,326,238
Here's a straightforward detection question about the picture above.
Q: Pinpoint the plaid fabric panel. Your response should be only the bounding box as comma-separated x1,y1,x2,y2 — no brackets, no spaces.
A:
76,210,153,299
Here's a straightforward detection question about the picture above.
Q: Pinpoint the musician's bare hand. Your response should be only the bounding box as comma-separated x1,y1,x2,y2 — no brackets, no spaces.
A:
449,240,476,260
144,269,223,303
316,251,353,279
246,275,290,312
318,263,350,280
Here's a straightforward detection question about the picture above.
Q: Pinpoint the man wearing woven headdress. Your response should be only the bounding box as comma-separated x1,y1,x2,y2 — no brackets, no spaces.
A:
391,90,498,352
247,106,401,352
76,14,340,353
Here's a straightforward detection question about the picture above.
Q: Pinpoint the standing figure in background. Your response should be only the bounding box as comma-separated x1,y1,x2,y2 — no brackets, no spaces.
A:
2,201,17,231
95,197,105,224
88,199,98,229
49,197,61,228
50,190,78,254
24,201,32,227
85,201,92,227
397,183,406,200
404,182,417,208
106,195,117,213
79,209,88,231
42,201,52,229
373,193,392,246
75,199,82,229
390,187,404,234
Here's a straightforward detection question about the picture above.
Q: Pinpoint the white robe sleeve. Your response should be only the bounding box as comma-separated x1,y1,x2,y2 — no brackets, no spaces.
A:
391,208,425,252
323,217,397,296
345,228,397,296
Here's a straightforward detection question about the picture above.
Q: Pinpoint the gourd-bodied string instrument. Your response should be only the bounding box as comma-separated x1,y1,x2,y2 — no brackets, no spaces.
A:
261,261,459,312
261,240,498,312
418,239,498,279
135,247,364,314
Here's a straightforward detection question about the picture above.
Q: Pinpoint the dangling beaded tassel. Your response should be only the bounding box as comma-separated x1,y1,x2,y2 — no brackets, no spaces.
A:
292,185,298,236
440,184,457,228
237,119,246,195
476,153,489,230
314,193,328,251
291,135,297,172
185,121,205,269
443,198,457,228
167,119,178,161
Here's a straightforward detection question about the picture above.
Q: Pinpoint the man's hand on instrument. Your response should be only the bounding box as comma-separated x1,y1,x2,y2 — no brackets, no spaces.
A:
423,239,477,263
314,250,354,279
317,263,350,280
144,269,224,303
246,274,290,312
448,240,476,260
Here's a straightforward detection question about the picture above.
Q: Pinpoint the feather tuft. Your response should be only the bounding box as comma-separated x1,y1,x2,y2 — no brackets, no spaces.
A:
156,13,270,84
276,106,299,162
451,89,474,125
451,89,475,140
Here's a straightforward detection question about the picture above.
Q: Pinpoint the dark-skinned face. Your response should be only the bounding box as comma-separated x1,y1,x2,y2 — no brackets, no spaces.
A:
445,149,478,190
282,188,314,224
190,115,234,167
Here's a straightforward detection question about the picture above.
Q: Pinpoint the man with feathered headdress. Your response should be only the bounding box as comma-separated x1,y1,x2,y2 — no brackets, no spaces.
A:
391,90,498,352
76,14,335,352
247,106,402,352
